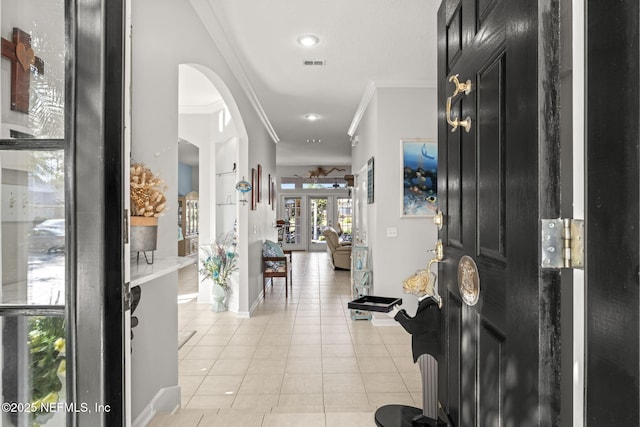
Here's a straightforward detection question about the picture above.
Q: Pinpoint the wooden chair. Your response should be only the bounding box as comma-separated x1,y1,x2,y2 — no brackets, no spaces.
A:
262,254,292,298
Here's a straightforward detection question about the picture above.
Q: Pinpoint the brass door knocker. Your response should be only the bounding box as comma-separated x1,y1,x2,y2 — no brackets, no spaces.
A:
445,74,472,133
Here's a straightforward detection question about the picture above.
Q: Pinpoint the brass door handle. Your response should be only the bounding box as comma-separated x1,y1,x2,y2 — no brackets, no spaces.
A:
427,239,445,309
434,239,444,262
427,239,445,269
446,74,472,133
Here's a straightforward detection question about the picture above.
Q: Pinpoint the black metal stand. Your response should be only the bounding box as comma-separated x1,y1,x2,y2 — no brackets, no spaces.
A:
135,250,154,264
374,405,447,427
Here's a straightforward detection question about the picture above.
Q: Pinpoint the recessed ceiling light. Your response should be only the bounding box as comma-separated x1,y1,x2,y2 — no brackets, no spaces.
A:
305,113,320,121
298,35,319,47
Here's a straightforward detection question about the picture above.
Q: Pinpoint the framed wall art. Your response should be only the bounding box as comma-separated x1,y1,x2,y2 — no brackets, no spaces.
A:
367,157,374,204
271,178,275,210
401,138,437,217
257,164,262,203
251,167,256,210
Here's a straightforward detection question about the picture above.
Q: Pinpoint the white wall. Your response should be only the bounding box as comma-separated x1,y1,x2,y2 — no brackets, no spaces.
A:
131,0,276,317
352,92,377,248
352,86,438,319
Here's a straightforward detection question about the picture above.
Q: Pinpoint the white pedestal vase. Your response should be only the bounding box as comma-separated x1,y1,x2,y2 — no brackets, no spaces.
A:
210,283,229,312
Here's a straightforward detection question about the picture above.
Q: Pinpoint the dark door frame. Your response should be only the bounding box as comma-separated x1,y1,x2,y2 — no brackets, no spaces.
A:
0,0,125,424
74,0,126,424
585,1,639,424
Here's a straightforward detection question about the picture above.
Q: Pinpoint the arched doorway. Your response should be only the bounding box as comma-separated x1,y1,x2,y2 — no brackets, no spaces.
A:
178,64,249,314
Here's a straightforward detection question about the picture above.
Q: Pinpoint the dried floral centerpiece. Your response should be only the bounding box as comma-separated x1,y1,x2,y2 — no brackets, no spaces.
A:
130,163,167,220
130,163,167,260
200,232,238,311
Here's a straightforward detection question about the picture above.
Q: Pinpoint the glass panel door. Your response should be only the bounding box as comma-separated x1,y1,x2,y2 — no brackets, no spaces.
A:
336,197,352,243
282,196,304,250
307,196,352,250
1,0,66,139
308,197,328,250
308,196,353,251
1,0,126,424
1,0,69,424
1,151,65,305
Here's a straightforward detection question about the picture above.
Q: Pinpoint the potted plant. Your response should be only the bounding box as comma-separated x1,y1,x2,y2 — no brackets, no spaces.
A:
199,232,238,311
130,163,167,260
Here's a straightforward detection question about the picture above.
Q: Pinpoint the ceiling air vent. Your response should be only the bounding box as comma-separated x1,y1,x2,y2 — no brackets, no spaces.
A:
303,60,326,66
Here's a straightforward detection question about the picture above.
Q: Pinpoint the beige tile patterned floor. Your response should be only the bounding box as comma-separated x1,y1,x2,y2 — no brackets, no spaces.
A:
148,251,419,427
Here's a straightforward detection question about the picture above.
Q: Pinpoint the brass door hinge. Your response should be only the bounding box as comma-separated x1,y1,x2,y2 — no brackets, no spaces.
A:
541,219,584,269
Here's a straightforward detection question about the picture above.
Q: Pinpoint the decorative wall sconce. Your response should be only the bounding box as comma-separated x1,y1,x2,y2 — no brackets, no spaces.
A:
235,177,251,205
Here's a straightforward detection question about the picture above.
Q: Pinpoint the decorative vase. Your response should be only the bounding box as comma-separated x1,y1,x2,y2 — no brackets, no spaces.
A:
210,283,229,312
130,216,158,264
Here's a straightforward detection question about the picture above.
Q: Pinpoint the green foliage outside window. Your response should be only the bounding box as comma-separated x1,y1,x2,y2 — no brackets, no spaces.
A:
28,316,66,426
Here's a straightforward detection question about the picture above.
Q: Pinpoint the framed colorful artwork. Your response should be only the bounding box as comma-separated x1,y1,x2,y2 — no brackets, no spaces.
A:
401,138,437,217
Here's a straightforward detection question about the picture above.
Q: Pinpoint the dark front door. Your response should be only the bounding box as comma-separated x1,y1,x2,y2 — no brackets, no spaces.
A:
437,1,561,426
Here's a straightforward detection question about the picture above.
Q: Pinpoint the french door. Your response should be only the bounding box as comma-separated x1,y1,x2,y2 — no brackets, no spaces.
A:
307,196,352,251
0,0,126,426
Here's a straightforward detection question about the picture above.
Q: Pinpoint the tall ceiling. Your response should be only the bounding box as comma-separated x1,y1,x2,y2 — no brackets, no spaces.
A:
194,0,440,166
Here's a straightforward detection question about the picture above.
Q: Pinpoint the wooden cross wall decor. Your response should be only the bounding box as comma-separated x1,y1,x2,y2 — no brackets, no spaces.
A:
1,27,45,114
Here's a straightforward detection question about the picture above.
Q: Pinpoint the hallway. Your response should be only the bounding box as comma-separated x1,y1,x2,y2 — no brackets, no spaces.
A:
149,251,419,426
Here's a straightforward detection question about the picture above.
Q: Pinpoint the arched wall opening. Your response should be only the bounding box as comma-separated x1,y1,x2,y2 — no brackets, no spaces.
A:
178,63,249,314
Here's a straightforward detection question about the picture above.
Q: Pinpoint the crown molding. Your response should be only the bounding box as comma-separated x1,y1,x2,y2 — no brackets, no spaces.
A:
347,79,437,138
189,0,280,143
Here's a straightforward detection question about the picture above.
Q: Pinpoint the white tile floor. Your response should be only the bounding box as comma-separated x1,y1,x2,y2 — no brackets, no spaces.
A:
149,251,419,427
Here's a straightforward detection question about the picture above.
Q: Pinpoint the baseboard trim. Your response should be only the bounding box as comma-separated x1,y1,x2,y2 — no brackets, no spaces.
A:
132,385,181,427
247,290,264,317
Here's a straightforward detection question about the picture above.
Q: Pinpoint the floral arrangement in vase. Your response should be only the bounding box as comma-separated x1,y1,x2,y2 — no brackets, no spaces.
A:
130,163,167,218
199,232,239,290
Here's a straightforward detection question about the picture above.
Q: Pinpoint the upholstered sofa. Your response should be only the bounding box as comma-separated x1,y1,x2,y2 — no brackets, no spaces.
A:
322,227,351,270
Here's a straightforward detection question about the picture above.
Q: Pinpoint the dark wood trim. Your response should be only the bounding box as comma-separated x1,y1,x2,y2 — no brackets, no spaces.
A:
536,2,562,426
586,0,640,424
103,0,125,424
